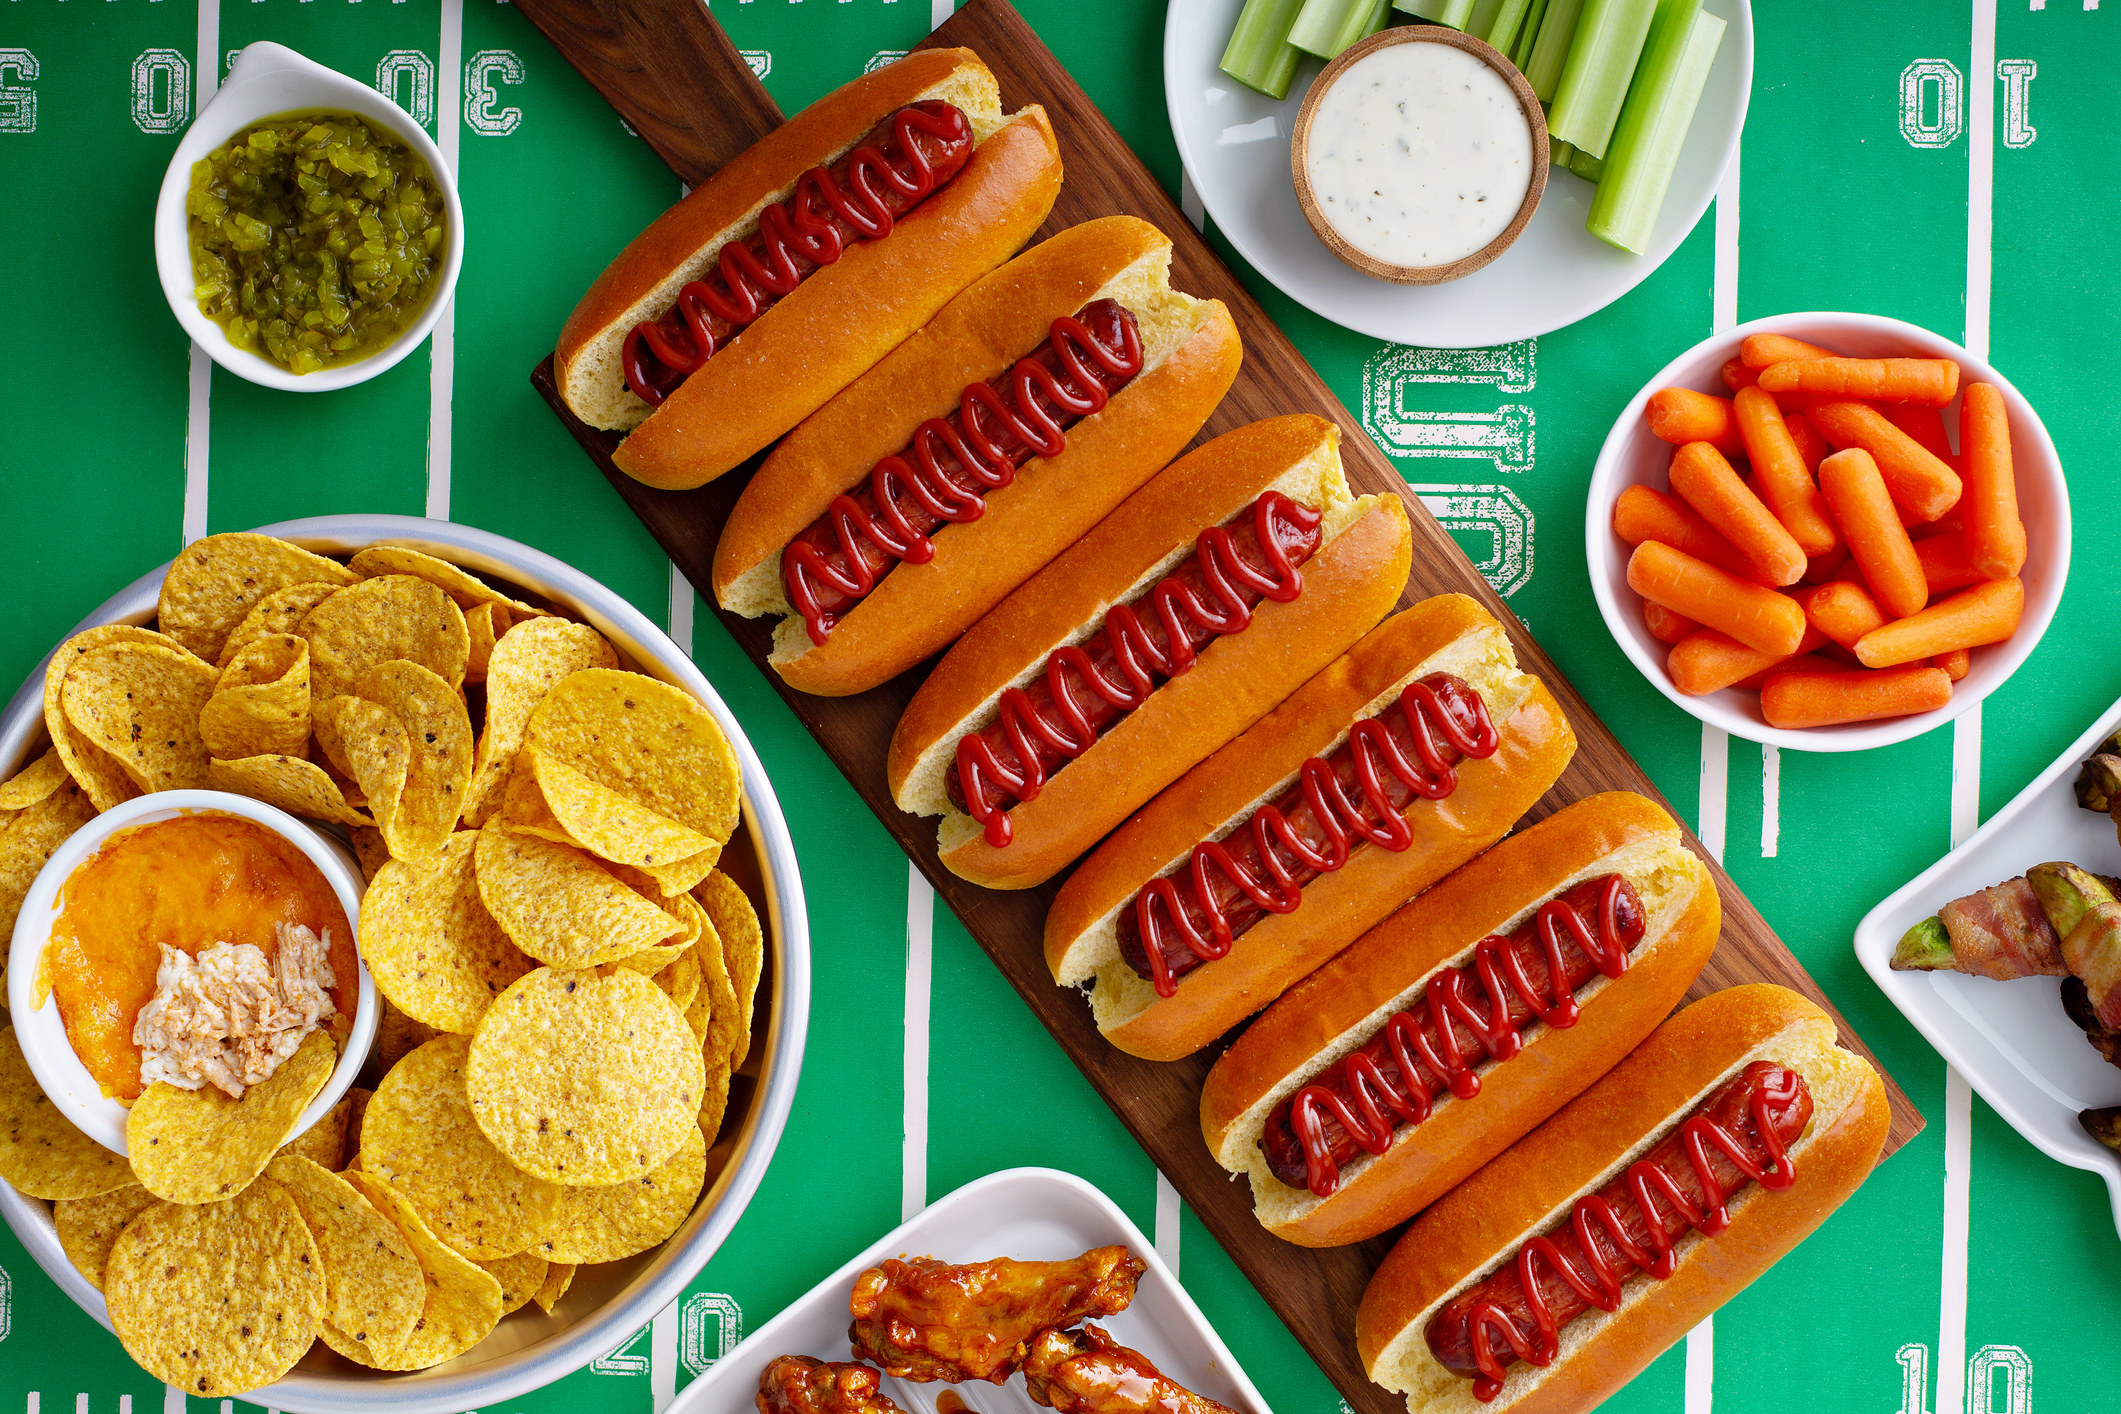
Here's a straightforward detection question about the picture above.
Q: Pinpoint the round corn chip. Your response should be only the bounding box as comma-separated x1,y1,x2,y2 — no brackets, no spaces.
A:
527,752,717,873
354,660,473,861
218,582,344,672
523,669,738,865
539,1125,705,1265
62,641,218,795
467,967,705,1186
475,823,681,969
477,1250,548,1315
0,1026,134,1199
266,1154,424,1360
350,825,391,882
301,574,470,702
207,754,372,827
340,1087,373,1169
360,833,531,1034
199,635,311,760
128,1029,336,1204
692,994,733,1147
632,847,721,899
0,747,70,811
463,601,509,685
54,1182,159,1291
692,907,741,1074
333,1170,505,1370
276,1092,354,1171
316,695,411,849
462,620,617,826
159,531,357,664
650,943,704,1013
360,1033,561,1260
0,781,96,953
347,546,550,619
105,1180,324,1396
531,1261,575,1314
43,625,186,811
696,871,763,1070
377,997,440,1071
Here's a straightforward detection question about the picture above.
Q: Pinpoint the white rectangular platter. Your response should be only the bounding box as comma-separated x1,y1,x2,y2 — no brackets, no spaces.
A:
670,1167,1271,1414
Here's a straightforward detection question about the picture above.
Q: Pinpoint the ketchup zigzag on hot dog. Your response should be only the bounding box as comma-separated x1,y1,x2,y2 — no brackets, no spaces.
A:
1199,792,1719,1248
713,215,1243,697
1357,985,1888,1414
1044,596,1577,1062
887,415,1412,891
556,49,1064,490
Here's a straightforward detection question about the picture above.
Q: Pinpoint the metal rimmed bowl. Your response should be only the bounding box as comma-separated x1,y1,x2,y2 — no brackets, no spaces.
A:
0,515,811,1412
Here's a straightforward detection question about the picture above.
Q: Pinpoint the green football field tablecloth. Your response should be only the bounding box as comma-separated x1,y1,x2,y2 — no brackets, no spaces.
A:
0,0,2116,1410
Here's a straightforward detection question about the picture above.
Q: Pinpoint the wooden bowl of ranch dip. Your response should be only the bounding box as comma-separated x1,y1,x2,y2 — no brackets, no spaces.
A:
1291,27,1549,285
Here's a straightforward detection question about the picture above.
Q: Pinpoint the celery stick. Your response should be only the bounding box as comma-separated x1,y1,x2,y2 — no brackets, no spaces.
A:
1358,0,1394,39
1568,146,1604,181
1547,0,1658,157
1521,0,1583,99
1551,137,1576,168
1394,0,1478,26
1290,0,1378,57
1587,0,1723,252
1467,0,1505,38
1221,0,1309,99
1483,0,1533,54
1511,0,1550,67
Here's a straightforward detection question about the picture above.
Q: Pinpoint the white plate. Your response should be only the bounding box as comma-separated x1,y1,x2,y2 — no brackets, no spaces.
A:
1854,699,2121,1239
668,1168,1269,1414
1163,0,1751,348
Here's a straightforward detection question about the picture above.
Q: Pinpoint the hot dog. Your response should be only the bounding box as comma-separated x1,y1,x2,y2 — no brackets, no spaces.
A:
556,49,1064,490
1198,793,1719,1247
1357,985,1888,1414
713,216,1243,697
1044,596,1577,1062
887,415,1412,890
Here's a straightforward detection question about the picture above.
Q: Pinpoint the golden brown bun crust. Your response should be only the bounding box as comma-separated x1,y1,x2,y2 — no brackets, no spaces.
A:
609,108,1063,490
1200,792,1720,1247
714,217,1177,601
1354,985,1890,1408
771,299,1243,697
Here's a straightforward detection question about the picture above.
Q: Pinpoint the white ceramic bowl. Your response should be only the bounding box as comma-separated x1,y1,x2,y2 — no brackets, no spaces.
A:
7,790,375,1156
152,42,466,392
1585,312,2071,752
0,517,810,1413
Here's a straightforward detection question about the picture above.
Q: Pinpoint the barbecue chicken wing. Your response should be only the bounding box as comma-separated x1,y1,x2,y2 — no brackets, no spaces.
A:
757,1355,903,1414
848,1246,1146,1383
1022,1325,1238,1414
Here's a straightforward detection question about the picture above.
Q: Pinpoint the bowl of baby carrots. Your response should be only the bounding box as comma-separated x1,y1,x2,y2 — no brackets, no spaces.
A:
1587,312,2069,750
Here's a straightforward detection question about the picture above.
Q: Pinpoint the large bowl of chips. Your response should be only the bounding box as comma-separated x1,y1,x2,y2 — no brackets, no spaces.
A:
0,516,810,1412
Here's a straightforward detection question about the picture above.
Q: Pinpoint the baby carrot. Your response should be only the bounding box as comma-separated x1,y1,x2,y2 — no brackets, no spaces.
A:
1646,388,1748,460
1881,402,1958,470
1741,333,1840,370
1644,602,1699,644
1736,652,1849,692
1906,509,1963,539
1732,387,1840,557
1783,411,1830,472
1809,400,1964,522
1722,358,1759,392
1855,577,2024,668
1804,546,1850,583
1915,531,1986,597
1761,665,1953,728
1801,579,1890,651
1627,541,1807,657
1818,448,1928,618
1668,441,1808,586
1934,648,1971,681
1668,626,1829,695
1959,382,2027,579
1757,358,1961,407
1612,485,1761,579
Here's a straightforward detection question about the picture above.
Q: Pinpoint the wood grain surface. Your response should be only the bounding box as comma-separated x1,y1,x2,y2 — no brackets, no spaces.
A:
513,0,1924,1407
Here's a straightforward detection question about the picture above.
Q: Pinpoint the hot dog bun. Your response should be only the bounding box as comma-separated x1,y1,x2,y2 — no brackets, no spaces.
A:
713,216,1243,698
556,49,1064,489
1356,984,1889,1414
1044,596,1577,1062
888,414,1412,891
1200,792,1720,1247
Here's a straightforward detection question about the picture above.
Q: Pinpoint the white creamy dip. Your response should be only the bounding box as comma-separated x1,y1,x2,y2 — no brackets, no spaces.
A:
1305,41,1534,269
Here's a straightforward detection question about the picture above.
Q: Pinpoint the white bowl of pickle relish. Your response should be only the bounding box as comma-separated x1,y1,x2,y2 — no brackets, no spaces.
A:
152,42,465,392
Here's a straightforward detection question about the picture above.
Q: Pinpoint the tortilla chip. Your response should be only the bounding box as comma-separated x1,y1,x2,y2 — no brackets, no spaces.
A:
527,751,717,874
300,574,470,702
332,1171,504,1371
267,1154,424,1360
218,582,344,672
61,641,217,794
377,997,439,1071
207,754,372,828
198,634,311,760
696,871,763,1070
462,620,617,826
276,1092,353,1170
532,1261,574,1314
127,1029,336,1204
474,824,680,969
43,625,187,811
354,661,472,861
477,1250,548,1315
347,546,549,620
523,669,738,856
463,601,508,685
158,531,357,663
360,1033,560,1260
351,825,390,882
360,834,531,1034
0,748,70,812
649,941,704,1014
53,1182,159,1291
0,1026,134,1199
540,1125,705,1265
694,1008,732,1146
466,967,704,1186
691,905,742,1075
0,782,96,951
340,1087,372,1169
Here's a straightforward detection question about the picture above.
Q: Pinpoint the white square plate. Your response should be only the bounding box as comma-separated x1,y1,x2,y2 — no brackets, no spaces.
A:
1854,698,2121,1238
669,1168,1271,1414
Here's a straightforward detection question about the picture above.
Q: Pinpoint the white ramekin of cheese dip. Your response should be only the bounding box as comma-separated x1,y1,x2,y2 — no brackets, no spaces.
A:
1291,28,1549,285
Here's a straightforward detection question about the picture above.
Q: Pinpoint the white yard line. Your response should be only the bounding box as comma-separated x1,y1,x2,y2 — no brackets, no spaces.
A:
183,0,221,547
652,1297,680,1412
668,562,695,659
1937,1066,1974,1414
1154,1171,1182,1277
903,862,934,1221
1684,1313,1714,1414
427,0,464,521
1696,725,1728,865
1759,745,1781,858
933,0,955,29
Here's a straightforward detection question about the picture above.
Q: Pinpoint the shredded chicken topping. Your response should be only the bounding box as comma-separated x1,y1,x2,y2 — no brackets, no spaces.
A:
133,923,337,1099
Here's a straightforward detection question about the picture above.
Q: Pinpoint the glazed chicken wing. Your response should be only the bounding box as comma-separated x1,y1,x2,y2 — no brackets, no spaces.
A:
848,1246,1146,1383
1022,1325,1238,1414
757,1355,903,1414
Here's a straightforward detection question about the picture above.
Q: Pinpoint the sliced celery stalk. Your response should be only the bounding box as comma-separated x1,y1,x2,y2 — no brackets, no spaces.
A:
1290,0,1379,57
1358,0,1394,40
1482,0,1534,54
1221,0,1310,99
1394,0,1478,26
1551,137,1577,168
1521,0,1584,100
1547,0,1658,157
1511,0,1551,67
1568,146,1605,181
1467,0,1505,37
1587,0,1723,252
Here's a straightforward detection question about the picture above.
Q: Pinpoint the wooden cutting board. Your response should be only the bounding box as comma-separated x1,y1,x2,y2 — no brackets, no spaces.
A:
512,0,1923,1407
